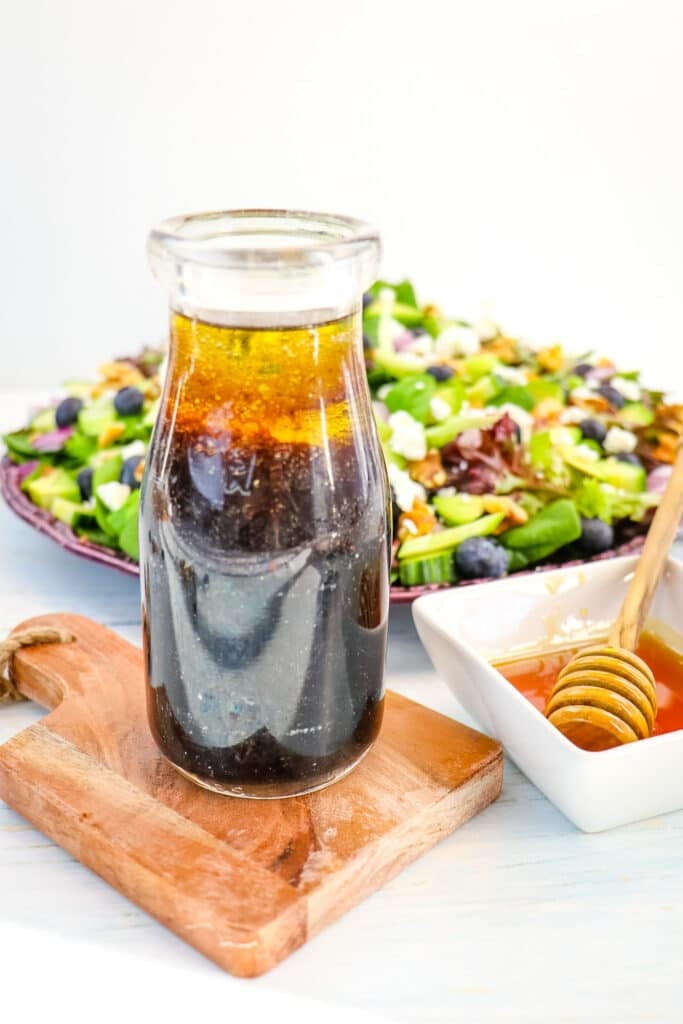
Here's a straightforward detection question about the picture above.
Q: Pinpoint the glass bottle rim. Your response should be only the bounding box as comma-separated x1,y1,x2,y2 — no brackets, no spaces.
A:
148,208,380,270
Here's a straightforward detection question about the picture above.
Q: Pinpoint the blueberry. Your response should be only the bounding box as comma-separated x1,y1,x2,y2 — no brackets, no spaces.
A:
579,418,607,444
114,386,144,417
55,396,83,428
362,292,373,309
596,384,625,410
573,362,594,378
426,364,455,382
616,452,643,467
76,466,94,501
455,537,509,579
578,517,614,556
121,455,144,489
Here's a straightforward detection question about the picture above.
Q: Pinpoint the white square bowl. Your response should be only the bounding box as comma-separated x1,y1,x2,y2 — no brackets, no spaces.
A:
412,555,683,831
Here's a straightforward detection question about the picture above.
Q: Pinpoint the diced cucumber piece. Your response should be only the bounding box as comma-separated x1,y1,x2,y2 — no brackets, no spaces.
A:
466,374,501,406
92,455,123,489
433,494,484,525
549,426,581,446
26,469,80,510
600,457,646,493
399,552,456,586
528,379,564,405
561,448,646,493
78,399,118,438
398,513,504,560
30,408,57,433
373,350,428,378
51,498,93,528
425,411,501,449
461,354,498,381
63,379,93,399
88,446,124,468
618,402,654,427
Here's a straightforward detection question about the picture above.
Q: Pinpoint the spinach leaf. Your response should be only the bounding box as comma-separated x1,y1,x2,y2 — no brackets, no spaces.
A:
384,374,436,424
3,431,39,462
501,499,581,564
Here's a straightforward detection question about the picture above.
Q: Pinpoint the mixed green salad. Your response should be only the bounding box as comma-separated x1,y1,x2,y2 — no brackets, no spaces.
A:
3,280,682,586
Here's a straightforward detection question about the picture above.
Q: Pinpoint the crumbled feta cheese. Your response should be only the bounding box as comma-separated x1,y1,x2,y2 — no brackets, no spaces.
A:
559,406,588,425
96,481,131,511
387,461,427,511
401,518,419,535
494,365,528,386
604,426,638,455
435,324,480,358
429,396,452,422
574,443,601,462
411,334,434,358
570,385,598,402
475,313,499,342
388,411,428,461
121,439,147,460
611,377,641,402
490,403,534,444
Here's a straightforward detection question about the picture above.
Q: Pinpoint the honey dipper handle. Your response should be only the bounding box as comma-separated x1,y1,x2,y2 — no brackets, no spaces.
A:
609,443,683,650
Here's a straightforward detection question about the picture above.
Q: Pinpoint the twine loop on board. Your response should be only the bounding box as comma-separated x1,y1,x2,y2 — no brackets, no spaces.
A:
0,628,75,704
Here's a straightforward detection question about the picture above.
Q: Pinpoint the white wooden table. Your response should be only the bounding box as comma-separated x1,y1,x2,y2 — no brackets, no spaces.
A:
1,392,682,1023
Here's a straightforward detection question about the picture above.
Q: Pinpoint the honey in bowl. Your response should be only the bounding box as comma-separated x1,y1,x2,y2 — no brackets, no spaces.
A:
494,628,683,750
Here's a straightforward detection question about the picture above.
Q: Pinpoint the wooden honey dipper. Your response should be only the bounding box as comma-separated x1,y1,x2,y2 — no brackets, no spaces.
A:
545,443,683,751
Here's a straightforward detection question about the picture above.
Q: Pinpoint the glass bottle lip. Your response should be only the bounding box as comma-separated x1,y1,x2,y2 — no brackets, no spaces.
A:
148,209,381,326
148,208,380,270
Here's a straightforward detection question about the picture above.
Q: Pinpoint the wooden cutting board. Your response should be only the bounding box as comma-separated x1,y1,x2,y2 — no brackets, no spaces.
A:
0,613,503,977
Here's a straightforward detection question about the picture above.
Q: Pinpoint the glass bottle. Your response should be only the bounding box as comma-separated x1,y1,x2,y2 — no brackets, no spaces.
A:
142,210,389,798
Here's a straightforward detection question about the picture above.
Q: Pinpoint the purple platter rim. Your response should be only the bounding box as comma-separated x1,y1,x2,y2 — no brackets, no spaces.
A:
1,455,649,602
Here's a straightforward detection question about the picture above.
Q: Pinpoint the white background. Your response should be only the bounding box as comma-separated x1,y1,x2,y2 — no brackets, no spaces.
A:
2,0,683,390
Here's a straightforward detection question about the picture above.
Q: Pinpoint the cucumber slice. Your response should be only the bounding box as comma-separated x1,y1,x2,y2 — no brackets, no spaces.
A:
398,513,504,560
399,552,456,586
432,494,484,525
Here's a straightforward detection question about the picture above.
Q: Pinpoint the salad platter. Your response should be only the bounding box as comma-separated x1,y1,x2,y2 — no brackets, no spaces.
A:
2,280,681,602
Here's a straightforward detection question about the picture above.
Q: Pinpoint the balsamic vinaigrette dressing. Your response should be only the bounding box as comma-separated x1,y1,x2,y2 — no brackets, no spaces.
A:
495,630,683,741
141,312,390,795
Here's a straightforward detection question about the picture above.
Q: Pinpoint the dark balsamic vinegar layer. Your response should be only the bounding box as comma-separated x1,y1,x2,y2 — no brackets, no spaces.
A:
141,313,389,793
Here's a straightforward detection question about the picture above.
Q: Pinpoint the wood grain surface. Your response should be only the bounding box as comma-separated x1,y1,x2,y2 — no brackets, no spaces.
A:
0,613,502,977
